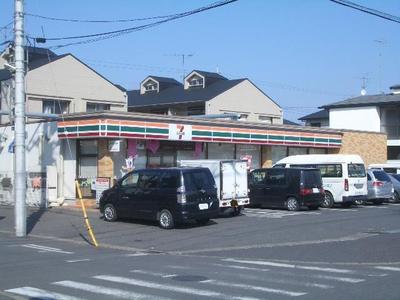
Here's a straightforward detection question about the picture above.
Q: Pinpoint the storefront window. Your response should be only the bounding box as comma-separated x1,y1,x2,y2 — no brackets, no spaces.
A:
78,140,98,198
288,147,307,156
271,146,287,164
208,143,234,159
309,148,327,154
236,144,261,169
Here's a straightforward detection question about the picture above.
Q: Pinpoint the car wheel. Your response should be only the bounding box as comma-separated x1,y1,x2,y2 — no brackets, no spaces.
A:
321,191,334,208
286,197,300,211
103,203,117,222
392,192,400,203
355,199,364,205
196,218,210,225
158,209,174,229
373,199,384,205
308,205,319,211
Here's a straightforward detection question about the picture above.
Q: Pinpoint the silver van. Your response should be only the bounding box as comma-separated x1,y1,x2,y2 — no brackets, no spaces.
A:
366,169,393,204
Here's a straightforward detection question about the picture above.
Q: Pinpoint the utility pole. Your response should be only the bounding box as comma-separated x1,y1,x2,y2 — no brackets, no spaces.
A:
172,53,193,83
14,0,26,237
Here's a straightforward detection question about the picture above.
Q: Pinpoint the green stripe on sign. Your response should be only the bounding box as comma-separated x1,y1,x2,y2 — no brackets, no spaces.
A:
58,126,77,133
251,134,268,140
233,133,250,139
315,138,328,143
107,125,119,131
193,130,212,137
285,136,300,141
300,137,314,142
121,126,145,133
78,125,99,132
213,132,231,138
146,128,168,134
330,139,342,144
269,135,284,141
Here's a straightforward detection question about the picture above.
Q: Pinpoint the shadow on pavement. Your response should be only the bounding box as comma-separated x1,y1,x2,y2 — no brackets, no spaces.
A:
0,216,4,220
27,208,47,234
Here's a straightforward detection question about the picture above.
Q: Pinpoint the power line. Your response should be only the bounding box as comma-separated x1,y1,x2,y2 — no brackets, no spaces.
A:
25,10,188,23
329,0,400,24
27,0,237,46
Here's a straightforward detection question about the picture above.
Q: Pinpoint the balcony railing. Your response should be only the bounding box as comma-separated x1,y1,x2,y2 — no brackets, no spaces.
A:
381,124,400,139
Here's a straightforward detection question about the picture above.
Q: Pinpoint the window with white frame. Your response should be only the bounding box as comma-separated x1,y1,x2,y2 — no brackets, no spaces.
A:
42,99,69,114
188,75,204,88
86,102,110,112
144,80,158,92
258,115,272,124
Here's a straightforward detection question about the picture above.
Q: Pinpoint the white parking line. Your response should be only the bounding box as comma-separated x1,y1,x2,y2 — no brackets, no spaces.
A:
5,287,85,300
66,259,91,263
54,280,171,300
95,275,236,299
375,266,400,272
21,244,74,254
224,258,355,274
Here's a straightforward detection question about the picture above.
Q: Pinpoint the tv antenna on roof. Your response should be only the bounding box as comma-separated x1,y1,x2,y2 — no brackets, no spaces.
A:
374,39,387,94
170,53,194,83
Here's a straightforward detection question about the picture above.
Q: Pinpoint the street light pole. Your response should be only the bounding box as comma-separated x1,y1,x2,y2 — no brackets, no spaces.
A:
14,0,26,237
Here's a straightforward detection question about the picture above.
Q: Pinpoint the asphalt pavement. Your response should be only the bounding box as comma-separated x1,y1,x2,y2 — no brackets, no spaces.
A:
0,203,399,299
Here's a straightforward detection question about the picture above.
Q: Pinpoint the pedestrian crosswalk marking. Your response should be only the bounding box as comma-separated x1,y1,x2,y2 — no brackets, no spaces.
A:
5,286,85,300
210,264,333,289
21,243,74,254
375,266,400,272
224,258,355,274
94,275,262,300
54,280,171,300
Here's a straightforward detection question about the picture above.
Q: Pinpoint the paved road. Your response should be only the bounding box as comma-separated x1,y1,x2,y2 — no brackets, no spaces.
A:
0,203,399,299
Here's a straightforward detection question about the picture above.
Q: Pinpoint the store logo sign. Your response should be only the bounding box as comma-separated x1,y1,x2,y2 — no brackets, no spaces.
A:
169,124,192,141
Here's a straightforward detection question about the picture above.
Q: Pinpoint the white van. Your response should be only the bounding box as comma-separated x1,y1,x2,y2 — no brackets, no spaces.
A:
274,154,367,208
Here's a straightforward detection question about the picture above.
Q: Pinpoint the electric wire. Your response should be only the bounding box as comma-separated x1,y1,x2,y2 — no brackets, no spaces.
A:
26,0,237,49
329,0,400,24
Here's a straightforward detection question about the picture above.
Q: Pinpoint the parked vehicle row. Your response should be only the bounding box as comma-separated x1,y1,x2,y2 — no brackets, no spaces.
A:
273,154,368,208
99,155,399,229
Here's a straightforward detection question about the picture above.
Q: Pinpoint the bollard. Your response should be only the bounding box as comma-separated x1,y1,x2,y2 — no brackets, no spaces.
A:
75,180,99,247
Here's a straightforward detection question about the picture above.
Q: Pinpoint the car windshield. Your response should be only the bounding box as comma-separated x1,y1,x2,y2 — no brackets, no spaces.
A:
348,164,366,178
372,170,391,182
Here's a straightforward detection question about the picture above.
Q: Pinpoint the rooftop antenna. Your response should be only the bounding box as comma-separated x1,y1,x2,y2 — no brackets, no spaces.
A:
374,39,387,94
171,53,194,83
360,76,368,96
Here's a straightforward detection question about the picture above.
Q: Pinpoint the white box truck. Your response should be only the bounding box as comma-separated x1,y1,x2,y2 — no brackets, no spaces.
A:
179,159,250,215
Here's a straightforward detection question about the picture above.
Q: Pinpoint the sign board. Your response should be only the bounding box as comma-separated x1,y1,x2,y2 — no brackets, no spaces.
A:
240,155,252,170
109,140,121,152
168,124,192,141
95,177,110,205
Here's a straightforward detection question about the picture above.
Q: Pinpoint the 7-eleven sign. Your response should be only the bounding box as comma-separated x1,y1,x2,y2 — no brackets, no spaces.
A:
168,124,192,141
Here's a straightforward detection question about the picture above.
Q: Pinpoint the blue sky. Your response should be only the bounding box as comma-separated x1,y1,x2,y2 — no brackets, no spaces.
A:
1,0,399,122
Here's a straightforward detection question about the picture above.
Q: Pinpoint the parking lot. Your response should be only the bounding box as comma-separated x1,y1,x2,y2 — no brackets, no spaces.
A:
1,202,400,299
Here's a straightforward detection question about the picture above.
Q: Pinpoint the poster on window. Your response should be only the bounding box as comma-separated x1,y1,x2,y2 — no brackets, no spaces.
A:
95,177,110,205
109,140,121,152
168,124,192,141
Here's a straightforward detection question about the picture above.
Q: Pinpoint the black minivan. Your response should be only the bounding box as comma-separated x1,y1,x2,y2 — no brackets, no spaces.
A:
248,168,324,211
99,167,219,229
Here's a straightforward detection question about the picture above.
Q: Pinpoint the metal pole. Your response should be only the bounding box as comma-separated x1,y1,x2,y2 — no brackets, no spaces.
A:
14,0,26,237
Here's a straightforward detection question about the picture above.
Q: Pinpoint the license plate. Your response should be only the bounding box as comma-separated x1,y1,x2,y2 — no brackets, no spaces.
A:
312,188,319,193
199,203,208,210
